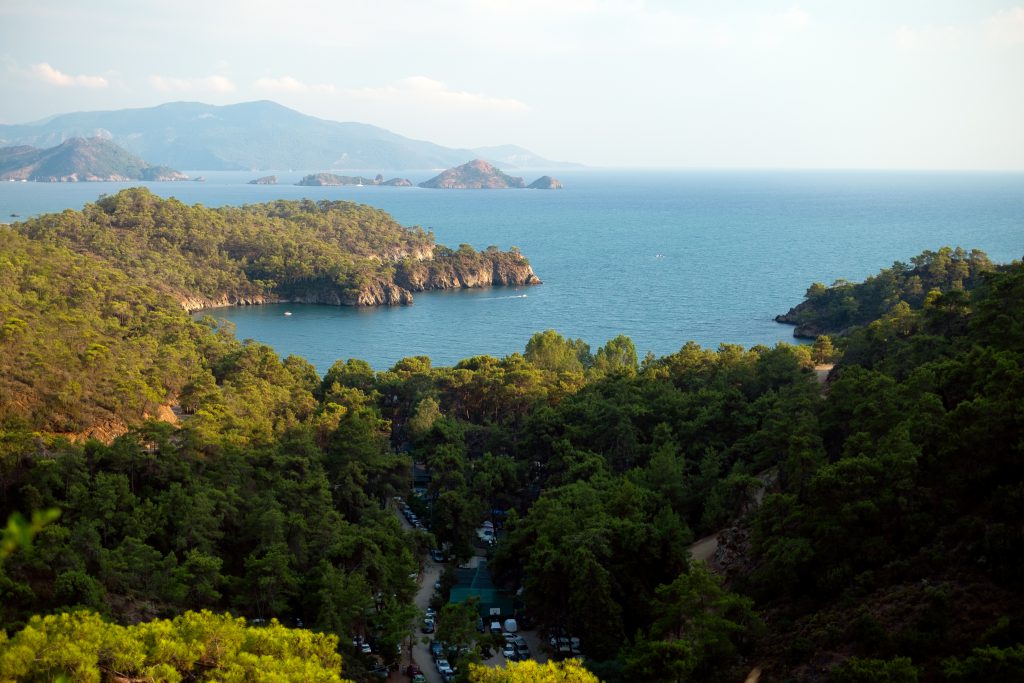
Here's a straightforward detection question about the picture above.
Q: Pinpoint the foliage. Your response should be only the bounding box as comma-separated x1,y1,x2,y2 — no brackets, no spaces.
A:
1,509,60,561
778,247,994,335
830,656,919,683
468,659,599,682
0,610,350,682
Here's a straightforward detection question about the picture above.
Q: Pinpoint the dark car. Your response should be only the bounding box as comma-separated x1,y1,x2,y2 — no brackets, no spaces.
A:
406,664,423,677
430,640,443,659
429,548,445,562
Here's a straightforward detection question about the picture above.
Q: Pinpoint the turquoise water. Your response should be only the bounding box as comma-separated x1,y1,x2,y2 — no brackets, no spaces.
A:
2,170,1022,371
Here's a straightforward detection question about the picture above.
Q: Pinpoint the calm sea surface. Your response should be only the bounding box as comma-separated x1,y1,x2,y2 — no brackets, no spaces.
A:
2,170,1022,371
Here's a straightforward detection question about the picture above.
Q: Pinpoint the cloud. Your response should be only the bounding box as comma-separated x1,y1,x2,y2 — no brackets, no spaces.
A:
892,25,963,51
779,5,810,30
31,63,108,88
148,74,236,93
987,7,1024,44
254,75,336,94
343,77,528,113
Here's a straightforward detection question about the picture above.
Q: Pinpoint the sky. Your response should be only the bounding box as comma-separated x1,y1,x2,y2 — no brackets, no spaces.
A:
1,0,1023,169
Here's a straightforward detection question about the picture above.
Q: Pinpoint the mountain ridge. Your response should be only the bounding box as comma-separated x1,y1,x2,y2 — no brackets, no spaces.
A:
0,100,579,171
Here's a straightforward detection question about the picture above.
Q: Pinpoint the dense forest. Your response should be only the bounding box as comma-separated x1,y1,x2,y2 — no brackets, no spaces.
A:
1,193,1022,682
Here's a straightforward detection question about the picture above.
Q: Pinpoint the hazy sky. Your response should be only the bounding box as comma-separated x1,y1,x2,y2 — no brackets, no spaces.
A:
1,1,1023,168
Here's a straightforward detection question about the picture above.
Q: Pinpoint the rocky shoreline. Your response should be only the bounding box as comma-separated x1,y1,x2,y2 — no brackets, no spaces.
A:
179,256,541,312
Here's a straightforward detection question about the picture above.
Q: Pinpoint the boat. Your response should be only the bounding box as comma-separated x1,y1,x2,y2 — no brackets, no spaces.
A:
283,311,292,316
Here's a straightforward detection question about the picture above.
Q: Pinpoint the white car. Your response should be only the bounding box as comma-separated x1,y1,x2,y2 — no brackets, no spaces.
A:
502,643,517,660
436,659,454,676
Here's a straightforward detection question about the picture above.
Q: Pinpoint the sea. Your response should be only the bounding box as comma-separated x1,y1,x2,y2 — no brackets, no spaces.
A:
2,169,1022,372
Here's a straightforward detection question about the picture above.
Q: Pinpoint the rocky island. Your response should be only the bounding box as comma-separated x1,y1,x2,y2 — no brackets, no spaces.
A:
528,175,563,189
298,172,412,187
419,159,526,189
420,159,564,190
248,175,277,185
0,137,189,182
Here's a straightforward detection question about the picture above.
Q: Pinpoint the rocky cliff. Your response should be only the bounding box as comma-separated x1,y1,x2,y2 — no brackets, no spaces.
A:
180,249,538,311
248,175,277,185
418,159,526,189
396,251,541,293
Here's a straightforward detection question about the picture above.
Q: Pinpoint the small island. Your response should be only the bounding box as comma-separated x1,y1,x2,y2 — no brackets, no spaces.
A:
0,137,189,182
248,175,277,185
419,159,525,189
419,159,565,190
297,172,412,187
528,175,563,190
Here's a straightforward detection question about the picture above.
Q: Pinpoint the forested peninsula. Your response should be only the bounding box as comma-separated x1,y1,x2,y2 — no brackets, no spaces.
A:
1,204,1022,682
14,188,540,311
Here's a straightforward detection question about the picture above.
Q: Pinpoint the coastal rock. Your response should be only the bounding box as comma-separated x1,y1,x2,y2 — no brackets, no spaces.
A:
418,159,526,189
527,175,563,189
248,175,278,185
396,252,541,292
775,307,842,339
343,280,414,306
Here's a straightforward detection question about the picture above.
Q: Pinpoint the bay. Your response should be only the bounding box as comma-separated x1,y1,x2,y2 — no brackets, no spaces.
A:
2,169,1022,371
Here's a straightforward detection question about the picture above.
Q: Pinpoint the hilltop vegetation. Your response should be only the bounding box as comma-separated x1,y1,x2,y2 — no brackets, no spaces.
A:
1,220,1022,681
776,246,995,338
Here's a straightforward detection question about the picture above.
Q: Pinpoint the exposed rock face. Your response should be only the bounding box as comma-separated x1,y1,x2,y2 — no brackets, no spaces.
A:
181,251,539,311
527,175,563,189
0,137,189,182
396,253,542,292
418,159,526,189
297,172,413,187
248,175,277,185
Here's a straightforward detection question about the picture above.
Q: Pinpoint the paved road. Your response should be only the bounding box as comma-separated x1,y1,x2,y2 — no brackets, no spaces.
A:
408,559,443,683
392,499,548,681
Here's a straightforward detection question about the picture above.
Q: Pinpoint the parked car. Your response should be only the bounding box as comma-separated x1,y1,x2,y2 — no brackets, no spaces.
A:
436,658,453,676
406,664,423,677
412,676,426,683
502,643,517,660
430,641,443,659
421,617,435,634
360,642,372,654
429,548,445,562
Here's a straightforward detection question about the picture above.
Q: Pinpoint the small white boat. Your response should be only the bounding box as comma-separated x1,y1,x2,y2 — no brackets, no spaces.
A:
283,311,292,316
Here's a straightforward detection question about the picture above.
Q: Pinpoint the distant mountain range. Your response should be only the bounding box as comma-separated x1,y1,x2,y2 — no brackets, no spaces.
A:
0,137,189,182
0,101,579,171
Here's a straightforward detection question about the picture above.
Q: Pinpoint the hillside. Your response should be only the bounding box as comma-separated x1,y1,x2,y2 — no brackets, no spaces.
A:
0,100,575,171
0,242,1022,682
775,247,995,338
0,137,188,182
